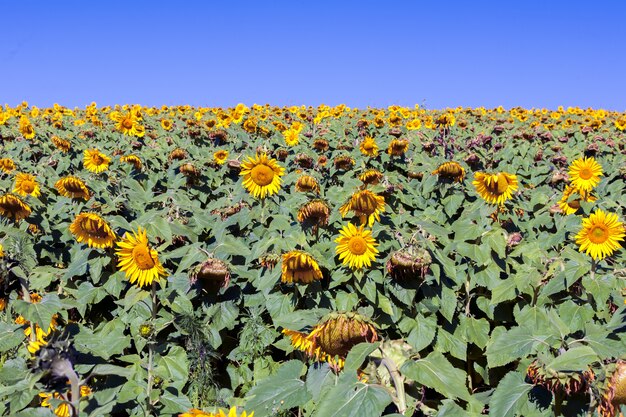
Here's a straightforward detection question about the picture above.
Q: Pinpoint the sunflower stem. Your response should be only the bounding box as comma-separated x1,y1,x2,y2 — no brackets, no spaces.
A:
146,281,158,416
380,358,406,414
18,277,37,343
590,258,596,280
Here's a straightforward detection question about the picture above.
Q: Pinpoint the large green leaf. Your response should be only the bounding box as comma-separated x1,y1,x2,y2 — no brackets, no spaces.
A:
400,351,471,402
246,360,310,417
313,372,391,417
488,371,532,417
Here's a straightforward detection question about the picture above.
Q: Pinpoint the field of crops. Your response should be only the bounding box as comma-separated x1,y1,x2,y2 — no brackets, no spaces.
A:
1,103,626,417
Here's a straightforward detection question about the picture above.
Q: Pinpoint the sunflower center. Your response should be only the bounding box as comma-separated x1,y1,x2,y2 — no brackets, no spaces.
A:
21,180,35,193
122,118,134,130
92,154,104,165
251,164,275,186
132,244,156,269
589,225,609,244
348,236,368,255
486,174,509,195
363,142,374,151
578,167,593,180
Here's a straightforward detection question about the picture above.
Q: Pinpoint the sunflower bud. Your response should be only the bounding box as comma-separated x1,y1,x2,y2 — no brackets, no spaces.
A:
139,323,154,338
190,258,230,291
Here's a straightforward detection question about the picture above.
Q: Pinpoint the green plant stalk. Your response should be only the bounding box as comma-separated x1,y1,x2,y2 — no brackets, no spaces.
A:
146,281,158,416
17,277,37,343
380,358,407,414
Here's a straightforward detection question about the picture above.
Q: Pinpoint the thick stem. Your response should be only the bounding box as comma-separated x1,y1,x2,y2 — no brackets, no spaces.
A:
145,282,158,416
380,358,406,414
18,278,37,343
590,258,596,280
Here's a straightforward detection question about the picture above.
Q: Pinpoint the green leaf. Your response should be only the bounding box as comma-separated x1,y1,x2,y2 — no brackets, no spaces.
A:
74,319,131,359
156,346,189,389
344,343,378,372
486,326,551,368
313,372,391,417
246,360,311,417
488,371,532,417
13,294,62,329
0,322,24,352
400,351,471,402
544,346,599,371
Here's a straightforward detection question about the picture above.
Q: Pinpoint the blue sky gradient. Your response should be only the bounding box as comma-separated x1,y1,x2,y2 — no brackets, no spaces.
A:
2,0,625,109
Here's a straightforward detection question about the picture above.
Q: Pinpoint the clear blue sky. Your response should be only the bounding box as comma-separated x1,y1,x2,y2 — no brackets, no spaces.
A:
2,0,625,110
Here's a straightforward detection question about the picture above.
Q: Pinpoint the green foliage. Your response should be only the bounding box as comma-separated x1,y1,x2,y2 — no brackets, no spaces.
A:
0,104,625,417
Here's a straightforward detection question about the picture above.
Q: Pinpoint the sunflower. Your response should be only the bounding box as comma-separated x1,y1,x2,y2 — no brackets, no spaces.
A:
51,136,71,153
213,150,229,165
113,111,142,136
557,185,596,215
472,172,518,205
161,118,173,131
568,156,603,193
116,227,167,287
0,158,15,173
0,243,3,257
432,161,466,182
598,361,626,417
240,153,285,199
55,176,90,200
359,136,378,156
334,155,355,171
120,154,143,170
283,312,378,370
40,386,91,417
575,209,625,261
179,406,253,417
0,193,31,222
19,116,36,139
69,213,116,249
13,173,41,197
83,149,111,173
335,223,378,269
283,128,299,146
281,250,323,283
388,139,409,156
295,175,319,193
359,169,383,185
297,199,330,232
339,189,385,226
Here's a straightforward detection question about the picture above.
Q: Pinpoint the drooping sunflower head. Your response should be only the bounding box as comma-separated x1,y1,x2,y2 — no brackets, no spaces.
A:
281,250,323,284
575,209,625,261
339,189,385,227
335,223,379,270
472,172,518,205
0,158,16,174
213,150,229,165
55,176,90,200
359,136,378,156
387,138,409,156
116,227,167,287
179,406,253,417
0,193,31,222
297,199,330,231
83,149,111,173
598,361,626,417
169,148,187,161
190,257,230,291
312,312,378,359
333,155,355,171
240,153,285,199
120,154,143,170
386,246,432,280
51,136,71,153
526,360,594,397
568,156,603,193
359,169,384,186
432,161,466,183
557,185,596,215
295,175,320,194
69,212,116,249
313,138,329,152
13,173,41,197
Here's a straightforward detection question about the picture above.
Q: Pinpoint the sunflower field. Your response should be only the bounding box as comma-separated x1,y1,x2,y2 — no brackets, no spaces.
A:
1,103,626,417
